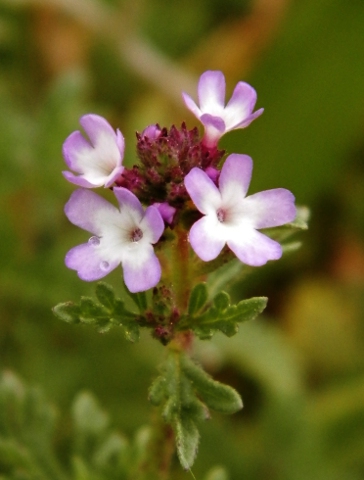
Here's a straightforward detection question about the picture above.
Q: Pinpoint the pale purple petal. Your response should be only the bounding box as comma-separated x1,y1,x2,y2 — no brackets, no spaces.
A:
62,170,96,188
182,92,202,119
104,166,125,188
113,187,144,221
65,189,119,235
65,243,118,281
200,114,227,147
140,205,165,243
116,129,125,154
63,114,124,188
62,131,93,172
219,154,253,203
198,71,225,112
141,125,162,140
80,114,118,149
182,71,263,145
189,216,225,261
122,245,161,293
153,203,176,225
227,230,282,266
200,114,226,132
185,168,222,215
234,108,264,129
224,82,258,130
243,189,296,229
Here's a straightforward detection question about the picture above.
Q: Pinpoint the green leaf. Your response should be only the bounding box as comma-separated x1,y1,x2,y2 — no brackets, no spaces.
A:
182,295,268,340
124,288,148,313
181,356,242,415
53,282,140,341
148,376,167,406
52,302,81,324
174,413,200,470
0,371,66,480
188,283,208,315
79,297,108,324
213,292,230,311
120,320,140,343
95,282,115,311
149,351,243,470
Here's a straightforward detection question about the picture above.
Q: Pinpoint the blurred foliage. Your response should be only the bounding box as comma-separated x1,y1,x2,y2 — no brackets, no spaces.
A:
1,0,364,478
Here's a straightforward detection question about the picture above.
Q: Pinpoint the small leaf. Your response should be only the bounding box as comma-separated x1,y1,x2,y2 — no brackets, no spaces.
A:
120,320,140,343
52,302,81,324
124,288,148,313
174,413,200,470
148,376,167,406
213,292,230,311
53,286,141,341
188,283,208,315
80,297,107,324
187,296,268,340
95,282,115,311
182,356,243,415
221,296,268,324
290,205,310,230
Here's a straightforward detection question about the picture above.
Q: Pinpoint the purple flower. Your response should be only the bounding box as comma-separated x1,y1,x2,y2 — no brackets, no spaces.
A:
184,154,296,266
141,124,162,140
182,71,264,147
64,188,164,293
62,114,125,188
153,202,176,225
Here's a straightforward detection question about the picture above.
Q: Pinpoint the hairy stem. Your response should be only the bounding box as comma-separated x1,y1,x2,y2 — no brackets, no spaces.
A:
172,227,191,312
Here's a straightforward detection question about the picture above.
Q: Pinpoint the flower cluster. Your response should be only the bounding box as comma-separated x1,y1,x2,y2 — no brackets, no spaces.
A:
63,70,296,293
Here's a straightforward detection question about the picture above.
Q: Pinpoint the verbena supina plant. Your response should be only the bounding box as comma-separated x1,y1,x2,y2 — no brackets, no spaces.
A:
54,70,307,478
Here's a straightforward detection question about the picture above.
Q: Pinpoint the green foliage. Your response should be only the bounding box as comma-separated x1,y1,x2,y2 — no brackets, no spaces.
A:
53,282,266,347
180,284,267,339
0,370,145,480
188,283,208,316
53,282,140,342
204,466,229,480
0,370,65,480
149,351,242,469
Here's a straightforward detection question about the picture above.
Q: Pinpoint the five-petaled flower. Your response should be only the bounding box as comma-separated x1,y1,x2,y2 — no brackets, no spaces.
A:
184,154,296,266
182,70,264,148
64,188,164,293
63,114,125,188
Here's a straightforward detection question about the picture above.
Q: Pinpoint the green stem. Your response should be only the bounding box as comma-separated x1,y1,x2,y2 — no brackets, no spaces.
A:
172,227,191,312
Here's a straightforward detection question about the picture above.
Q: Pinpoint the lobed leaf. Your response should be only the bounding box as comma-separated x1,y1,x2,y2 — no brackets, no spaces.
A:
149,351,244,470
182,295,268,340
174,413,200,470
188,283,208,316
181,356,243,415
53,282,140,342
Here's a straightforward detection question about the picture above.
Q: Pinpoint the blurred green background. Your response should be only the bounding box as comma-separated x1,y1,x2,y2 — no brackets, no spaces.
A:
1,0,364,478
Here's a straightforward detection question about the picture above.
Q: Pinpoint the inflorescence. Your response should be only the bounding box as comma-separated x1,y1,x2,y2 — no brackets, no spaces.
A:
62,70,296,293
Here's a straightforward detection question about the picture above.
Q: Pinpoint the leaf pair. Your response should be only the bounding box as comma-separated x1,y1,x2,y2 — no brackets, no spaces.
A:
179,283,267,339
149,351,243,469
